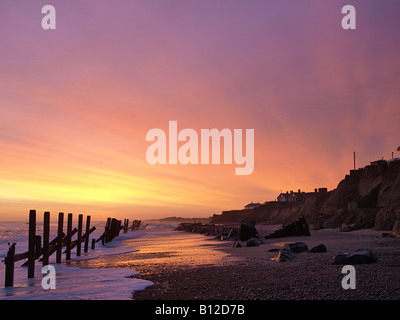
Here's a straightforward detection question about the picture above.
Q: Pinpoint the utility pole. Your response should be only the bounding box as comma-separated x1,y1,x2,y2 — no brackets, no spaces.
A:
353,151,356,170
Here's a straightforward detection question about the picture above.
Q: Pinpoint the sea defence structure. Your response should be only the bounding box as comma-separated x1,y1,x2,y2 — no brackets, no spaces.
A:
3,210,144,288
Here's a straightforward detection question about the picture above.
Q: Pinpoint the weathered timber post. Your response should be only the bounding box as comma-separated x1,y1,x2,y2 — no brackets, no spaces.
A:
104,217,111,243
109,218,115,241
109,218,121,241
77,214,83,256
4,243,16,287
56,212,64,263
28,209,36,278
84,215,91,253
66,213,73,260
43,211,50,266
116,219,122,237
125,219,129,233
35,235,41,258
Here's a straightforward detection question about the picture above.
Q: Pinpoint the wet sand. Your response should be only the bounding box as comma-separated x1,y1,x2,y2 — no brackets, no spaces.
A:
71,224,400,300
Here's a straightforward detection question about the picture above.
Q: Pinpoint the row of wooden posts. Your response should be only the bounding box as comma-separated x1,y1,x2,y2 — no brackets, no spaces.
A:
3,210,143,287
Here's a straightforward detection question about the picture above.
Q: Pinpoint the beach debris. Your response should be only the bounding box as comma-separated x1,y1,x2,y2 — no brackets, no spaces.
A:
283,241,308,253
339,225,357,232
309,244,327,253
175,222,217,235
264,216,311,239
332,248,377,265
216,227,241,240
271,241,310,261
392,213,400,237
175,222,241,240
130,220,144,231
272,249,297,262
239,221,258,241
339,213,375,232
227,227,240,240
175,221,262,245
381,232,396,238
232,241,242,248
246,237,263,247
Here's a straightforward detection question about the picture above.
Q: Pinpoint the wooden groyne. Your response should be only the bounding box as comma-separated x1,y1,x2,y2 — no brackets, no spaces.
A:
174,222,255,241
3,210,145,288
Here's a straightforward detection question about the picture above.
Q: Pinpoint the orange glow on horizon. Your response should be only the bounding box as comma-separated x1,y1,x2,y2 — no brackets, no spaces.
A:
1,1,399,221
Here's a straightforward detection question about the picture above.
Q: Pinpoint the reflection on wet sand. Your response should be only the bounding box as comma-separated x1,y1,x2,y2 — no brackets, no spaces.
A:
69,225,243,276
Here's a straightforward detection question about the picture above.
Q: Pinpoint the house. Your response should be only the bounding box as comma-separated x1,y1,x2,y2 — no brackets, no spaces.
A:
388,158,400,165
277,191,299,202
244,202,261,210
277,188,327,202
370,159,387,167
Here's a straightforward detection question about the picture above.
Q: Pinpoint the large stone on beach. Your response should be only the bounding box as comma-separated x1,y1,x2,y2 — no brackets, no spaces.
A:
246,237,262,247
332,248,377,265
272,249,296,262
283,242,308,253
239,221,258,241
265,216,310,239
309,244,327,253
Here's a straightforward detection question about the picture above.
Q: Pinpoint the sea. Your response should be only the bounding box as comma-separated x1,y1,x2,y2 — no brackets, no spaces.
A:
0,220,155,300
0,220,239,300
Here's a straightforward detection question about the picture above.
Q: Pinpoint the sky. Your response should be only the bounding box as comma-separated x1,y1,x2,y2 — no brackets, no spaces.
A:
0,0,399,221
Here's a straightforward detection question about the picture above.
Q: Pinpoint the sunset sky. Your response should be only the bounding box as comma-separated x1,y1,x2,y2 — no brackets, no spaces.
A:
0,1,399,221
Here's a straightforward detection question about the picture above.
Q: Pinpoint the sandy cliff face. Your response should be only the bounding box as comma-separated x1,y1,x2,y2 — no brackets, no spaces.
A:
310,160,400,230
375,161,400,230
312,160,400,230
321,165,384,214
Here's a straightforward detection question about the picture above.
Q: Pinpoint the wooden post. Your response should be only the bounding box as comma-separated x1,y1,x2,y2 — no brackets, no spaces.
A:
28,209,36,278
104,217,111,243
115,219,121,238
77,214,83,256
84,215,91,253
43,211,50,267
56,212,64,263
35,235,42,258
66,213,73,260
5,243,16,287
109,218,120,241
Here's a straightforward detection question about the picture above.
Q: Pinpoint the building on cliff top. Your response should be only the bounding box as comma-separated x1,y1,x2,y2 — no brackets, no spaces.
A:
244,202,261,210
277,188,327,202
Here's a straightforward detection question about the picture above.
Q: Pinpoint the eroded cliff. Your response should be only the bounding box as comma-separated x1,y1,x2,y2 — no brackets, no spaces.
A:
212,159,400,232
